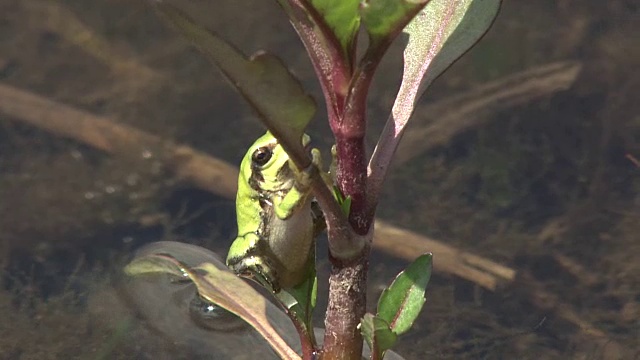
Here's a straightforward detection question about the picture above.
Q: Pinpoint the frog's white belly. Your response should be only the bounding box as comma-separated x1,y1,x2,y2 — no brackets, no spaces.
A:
266,198,314,287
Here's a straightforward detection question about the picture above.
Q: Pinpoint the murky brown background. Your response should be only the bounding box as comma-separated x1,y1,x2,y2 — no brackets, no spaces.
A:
0,0,638,359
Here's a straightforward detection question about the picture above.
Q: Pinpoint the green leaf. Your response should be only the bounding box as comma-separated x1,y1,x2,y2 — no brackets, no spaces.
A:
340,195,352,217
154,2,315,164
310,0,361,55
360,0,428,44
377,253,432,335
360,313,398,357
391,0,501,129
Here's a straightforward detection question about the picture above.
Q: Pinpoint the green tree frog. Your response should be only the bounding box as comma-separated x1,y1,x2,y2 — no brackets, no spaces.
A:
226,131,324,293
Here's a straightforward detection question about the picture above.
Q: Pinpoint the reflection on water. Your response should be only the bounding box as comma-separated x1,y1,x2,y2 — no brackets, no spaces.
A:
188,294,246,332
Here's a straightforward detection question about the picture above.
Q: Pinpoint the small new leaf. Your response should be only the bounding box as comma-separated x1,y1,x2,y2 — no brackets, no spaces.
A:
360,313,398,357
332,185,352,216
377,253,432,335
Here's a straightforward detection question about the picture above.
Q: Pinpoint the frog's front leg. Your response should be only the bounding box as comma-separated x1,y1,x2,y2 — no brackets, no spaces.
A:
273,148,324,220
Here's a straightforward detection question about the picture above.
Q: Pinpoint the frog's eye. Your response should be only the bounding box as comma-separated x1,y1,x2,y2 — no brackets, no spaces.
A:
252,147,272,166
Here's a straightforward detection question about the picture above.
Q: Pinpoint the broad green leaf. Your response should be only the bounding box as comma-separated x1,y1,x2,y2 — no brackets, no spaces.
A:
310,0,360,55
391,0,501,129
360,0,428,44
360,313,398,357
154,2,315,166
377,253,432,335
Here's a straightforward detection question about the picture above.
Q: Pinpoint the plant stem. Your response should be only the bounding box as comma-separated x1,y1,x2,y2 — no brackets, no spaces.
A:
334,135,368,234
288,314,316,359
320,243,370,360
334,39,394,233
279,0,351,115
318,35,389,360
308,165,363,259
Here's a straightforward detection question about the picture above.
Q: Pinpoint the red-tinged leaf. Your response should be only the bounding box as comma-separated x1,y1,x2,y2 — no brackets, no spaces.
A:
368,0,501,210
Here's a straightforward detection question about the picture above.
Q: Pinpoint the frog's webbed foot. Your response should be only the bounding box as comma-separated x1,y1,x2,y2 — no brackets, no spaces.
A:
228,256,281,293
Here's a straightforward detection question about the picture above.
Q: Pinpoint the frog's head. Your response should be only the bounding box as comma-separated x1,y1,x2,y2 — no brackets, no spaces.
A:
240,131,310,193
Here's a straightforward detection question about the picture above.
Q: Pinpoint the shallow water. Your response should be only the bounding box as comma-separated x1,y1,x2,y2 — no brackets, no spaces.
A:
0,0,638,359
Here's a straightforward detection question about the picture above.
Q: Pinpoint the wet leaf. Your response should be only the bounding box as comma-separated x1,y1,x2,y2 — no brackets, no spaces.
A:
377,253,432,335
125,243,300,360
124,252,190,279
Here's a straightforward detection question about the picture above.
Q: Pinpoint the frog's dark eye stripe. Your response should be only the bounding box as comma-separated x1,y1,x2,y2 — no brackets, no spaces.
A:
252,146,272,166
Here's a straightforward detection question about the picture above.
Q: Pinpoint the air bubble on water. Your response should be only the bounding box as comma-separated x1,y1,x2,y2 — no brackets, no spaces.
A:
84,191,96,200
141,149,153,159
70,149,83,160
105,185,117,194
122,236,134,244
